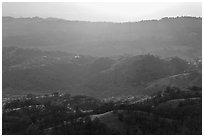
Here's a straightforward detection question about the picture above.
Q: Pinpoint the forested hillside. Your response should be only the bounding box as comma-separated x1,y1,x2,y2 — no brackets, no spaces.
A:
3,47,201,98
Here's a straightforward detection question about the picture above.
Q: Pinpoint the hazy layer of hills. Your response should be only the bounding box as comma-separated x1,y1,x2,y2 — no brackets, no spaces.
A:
2,16,202,135
3,47,201,98
3,16,202,59
2,16,202,98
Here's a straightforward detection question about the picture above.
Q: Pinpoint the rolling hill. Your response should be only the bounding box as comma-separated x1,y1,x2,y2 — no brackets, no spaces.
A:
2,47,201,98
144,71,202,95
3,16,202,59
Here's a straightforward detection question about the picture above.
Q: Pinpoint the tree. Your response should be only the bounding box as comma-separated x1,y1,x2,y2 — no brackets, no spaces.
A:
26,123,40,135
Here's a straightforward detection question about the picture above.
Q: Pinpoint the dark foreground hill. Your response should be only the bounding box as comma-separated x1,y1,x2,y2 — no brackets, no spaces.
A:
3,86,202,135
3,16,202,59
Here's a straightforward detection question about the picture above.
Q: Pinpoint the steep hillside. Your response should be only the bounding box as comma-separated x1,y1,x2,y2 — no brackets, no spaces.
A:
144,71,202,95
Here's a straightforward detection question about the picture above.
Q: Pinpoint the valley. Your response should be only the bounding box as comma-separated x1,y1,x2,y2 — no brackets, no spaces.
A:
2,16,202,135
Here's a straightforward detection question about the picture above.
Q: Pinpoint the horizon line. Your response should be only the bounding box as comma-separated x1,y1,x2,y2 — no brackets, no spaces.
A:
2,15,202,23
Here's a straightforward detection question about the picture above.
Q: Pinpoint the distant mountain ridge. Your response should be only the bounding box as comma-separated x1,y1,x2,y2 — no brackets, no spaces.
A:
3,16,202,59
2,16,201,23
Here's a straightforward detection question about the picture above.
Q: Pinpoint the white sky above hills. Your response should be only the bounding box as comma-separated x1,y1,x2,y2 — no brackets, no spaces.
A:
3,2,202,22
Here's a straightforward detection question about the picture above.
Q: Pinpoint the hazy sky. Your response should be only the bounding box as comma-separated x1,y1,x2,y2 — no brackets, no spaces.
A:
3,2,202,22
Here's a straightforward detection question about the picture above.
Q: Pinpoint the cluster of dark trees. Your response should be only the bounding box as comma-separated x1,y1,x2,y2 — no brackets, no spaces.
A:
115,86,202,134
2,86,202,135
49,117,119,135
2,94,102,134
116,98,201,135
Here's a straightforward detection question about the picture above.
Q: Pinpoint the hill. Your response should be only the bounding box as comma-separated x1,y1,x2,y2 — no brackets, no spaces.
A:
3,86,201,135
144,71,202,95
3,16,202,59
3,47,201,98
